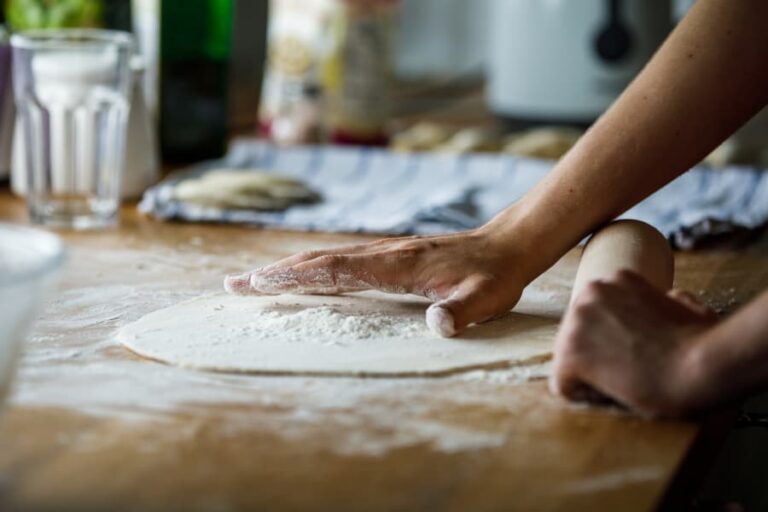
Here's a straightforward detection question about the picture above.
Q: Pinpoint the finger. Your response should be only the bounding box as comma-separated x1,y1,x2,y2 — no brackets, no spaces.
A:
549,352,621,408
667,289,718,320
549,346,588,400
550,375,610,403
261,235,431,272
224,269,367,296
610,271,715,321
236,252,411,295
260,242,388,272
224,270,261,295
224,241,397,295
667,289,702,308
550,321,585,398
425,278,516,337
550,310,607,402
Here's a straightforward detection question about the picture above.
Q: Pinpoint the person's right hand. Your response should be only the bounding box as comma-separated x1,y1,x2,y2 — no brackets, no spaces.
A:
550,270,719,418
224,228,531,337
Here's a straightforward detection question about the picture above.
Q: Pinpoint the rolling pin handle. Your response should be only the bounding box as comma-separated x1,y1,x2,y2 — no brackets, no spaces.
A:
570,220,674,306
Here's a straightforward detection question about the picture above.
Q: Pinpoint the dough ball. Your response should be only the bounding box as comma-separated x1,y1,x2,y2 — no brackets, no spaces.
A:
703,139,768,168
174,169,321,211
436,127,502,154
391,122,455,152
502,127,583,160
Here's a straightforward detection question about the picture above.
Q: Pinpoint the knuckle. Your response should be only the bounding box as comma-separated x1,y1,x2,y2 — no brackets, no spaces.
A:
586,280,607,294
297,250,321,261
316,254,344,268
377,235,420,246
462,273,494,291
614,269,638,283
577,282,605,304
571,299,598,321
371,238,395,247
391,236,441,254
387,246,423,261
394,241,427,254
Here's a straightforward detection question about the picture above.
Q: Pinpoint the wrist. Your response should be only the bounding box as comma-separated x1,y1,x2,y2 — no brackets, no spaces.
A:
475,204,545,286
477,199,582,287
671,330,722,416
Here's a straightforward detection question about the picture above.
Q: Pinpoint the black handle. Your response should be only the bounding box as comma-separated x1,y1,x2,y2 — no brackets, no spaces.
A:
594,0,633,64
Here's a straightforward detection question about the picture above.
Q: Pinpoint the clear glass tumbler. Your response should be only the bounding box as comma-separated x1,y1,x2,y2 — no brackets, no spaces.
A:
11,30,133,229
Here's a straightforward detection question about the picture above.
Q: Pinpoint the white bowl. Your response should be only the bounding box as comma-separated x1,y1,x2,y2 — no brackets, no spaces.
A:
0,224,65,409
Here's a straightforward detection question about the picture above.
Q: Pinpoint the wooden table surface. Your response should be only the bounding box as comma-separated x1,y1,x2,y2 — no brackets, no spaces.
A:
0,187,764,512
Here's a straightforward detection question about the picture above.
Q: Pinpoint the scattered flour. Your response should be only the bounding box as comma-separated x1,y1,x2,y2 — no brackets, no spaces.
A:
236,306,427,345
460,362,552,384
8,243,574,456
563,466,666,494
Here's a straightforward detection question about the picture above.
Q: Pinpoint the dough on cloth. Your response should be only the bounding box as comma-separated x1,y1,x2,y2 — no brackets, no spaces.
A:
117,291,557,377
501,127,583,160
173,169,321,211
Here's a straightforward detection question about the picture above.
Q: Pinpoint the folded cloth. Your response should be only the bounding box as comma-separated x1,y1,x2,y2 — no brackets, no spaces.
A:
139,139,768,249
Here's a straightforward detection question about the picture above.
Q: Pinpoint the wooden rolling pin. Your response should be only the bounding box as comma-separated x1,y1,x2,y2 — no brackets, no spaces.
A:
570,220,674,304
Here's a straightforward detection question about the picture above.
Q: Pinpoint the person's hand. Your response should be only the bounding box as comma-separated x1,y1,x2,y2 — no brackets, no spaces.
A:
550,270,719,418
224,229,530,337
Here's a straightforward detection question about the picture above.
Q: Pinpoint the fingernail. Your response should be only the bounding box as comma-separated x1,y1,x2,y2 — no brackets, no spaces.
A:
426,305,457,338
223,272,252,295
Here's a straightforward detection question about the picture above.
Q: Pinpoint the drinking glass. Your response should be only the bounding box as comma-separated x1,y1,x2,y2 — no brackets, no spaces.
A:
11,30,133,229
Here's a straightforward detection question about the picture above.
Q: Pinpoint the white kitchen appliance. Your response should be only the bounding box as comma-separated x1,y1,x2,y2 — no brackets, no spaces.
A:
488,0,672,127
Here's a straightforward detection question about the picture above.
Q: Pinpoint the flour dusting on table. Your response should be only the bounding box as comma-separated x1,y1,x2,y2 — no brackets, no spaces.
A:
10,241,571,456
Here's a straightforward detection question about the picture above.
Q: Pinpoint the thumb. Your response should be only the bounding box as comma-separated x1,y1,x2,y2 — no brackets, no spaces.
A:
425,278,516,337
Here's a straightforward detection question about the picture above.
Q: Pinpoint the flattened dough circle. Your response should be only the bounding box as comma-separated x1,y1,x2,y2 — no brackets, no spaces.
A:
117,292,556,377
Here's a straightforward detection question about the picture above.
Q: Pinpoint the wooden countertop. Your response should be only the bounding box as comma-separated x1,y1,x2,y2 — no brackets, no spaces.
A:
0,187,762,512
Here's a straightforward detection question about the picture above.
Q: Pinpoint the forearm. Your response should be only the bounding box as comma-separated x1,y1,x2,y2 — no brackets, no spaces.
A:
484,0,768,283
684,290,768,412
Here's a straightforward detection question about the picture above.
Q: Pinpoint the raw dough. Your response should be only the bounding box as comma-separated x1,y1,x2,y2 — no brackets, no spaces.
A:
391,122,455,152
173,169,321,211
436,127,502,154
117,291,558,377
501,127,583,160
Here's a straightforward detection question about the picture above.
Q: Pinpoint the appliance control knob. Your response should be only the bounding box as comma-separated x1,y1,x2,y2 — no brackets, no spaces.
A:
594,0,633,63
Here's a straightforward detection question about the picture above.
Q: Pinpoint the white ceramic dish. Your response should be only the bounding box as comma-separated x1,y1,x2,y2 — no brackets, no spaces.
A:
0,223,64,409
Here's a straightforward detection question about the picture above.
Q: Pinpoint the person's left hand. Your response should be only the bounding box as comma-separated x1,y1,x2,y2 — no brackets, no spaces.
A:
223,229,533,337
550,270,719,418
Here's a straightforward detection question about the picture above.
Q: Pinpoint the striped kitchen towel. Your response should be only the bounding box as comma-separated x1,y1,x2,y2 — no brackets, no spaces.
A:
139,139,768,249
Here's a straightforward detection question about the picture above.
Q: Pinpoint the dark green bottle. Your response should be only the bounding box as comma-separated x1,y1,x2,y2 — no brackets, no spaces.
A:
160,0,232,162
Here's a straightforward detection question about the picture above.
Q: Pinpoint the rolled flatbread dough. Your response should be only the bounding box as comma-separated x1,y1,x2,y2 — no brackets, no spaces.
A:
117,291,558,377
174,169,321,211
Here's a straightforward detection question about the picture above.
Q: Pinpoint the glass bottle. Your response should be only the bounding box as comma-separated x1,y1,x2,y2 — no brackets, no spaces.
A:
159,0,232,161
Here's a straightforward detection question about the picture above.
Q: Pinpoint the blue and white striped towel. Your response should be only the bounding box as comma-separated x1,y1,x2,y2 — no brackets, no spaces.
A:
139,139,768,249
